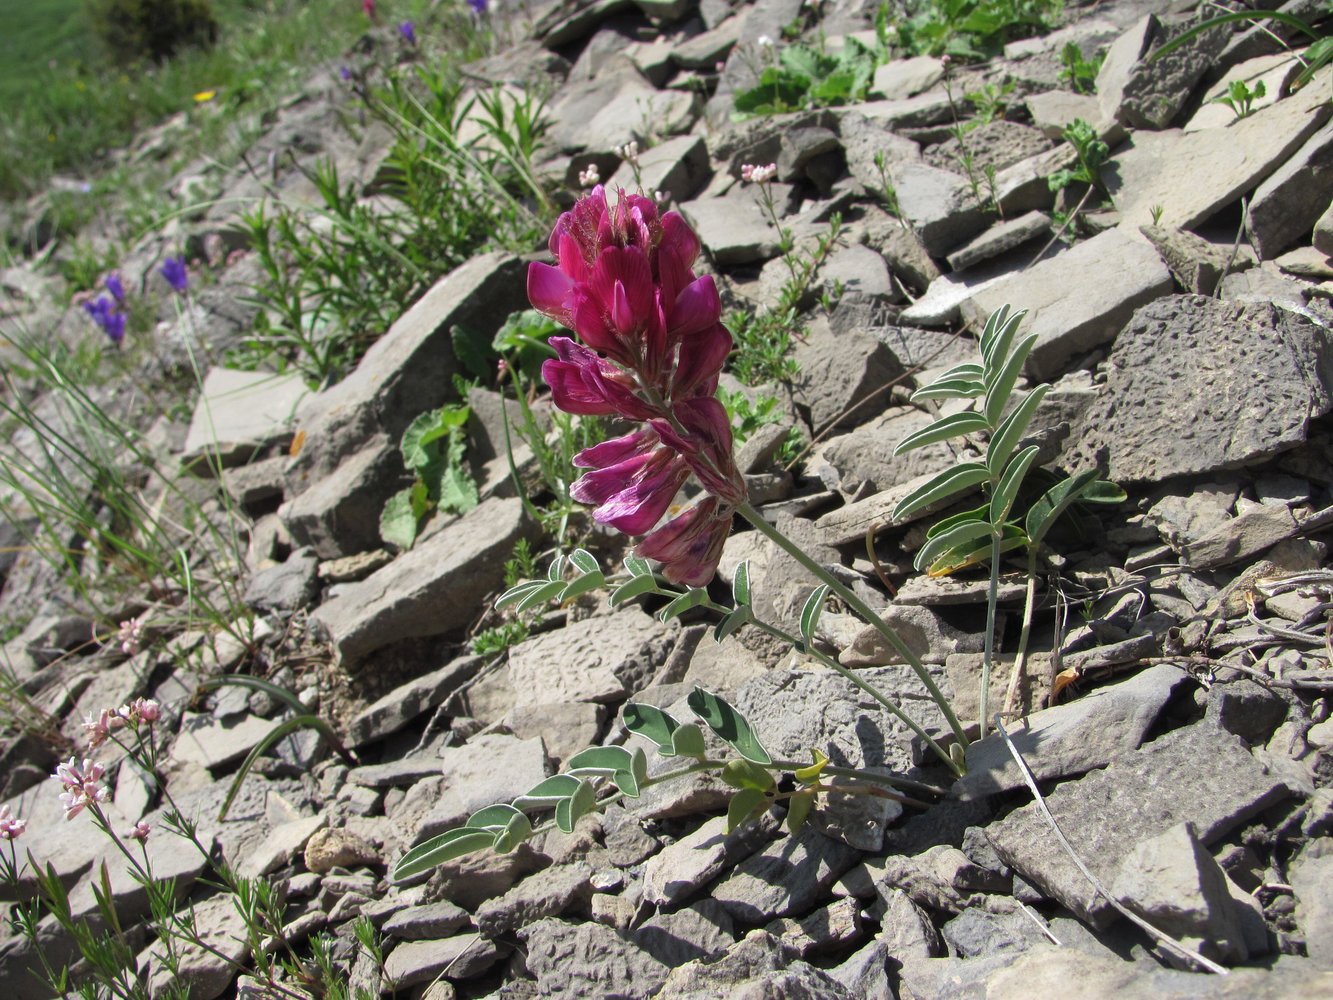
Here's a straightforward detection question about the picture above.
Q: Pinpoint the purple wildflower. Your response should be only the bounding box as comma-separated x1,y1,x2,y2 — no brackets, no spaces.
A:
83,295,126,345
160,255,189,294
399,20,417,45
527,187,746,585
104,273,125,303
339,65,352,81
468,0,487,13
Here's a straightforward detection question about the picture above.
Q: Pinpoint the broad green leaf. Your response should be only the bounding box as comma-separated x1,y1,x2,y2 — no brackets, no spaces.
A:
688,687,772,765
659,587,710,623
394,829,495,881
547,555,566,582
726,787,769,832
799,585,830,649
910,378,986,402
795,748,829,785
622,703,680,750
434,463,479,516
1026,471,1124,547
733,560,752,607
713,606,752,643
926,362,984,383
555,778,596,833
670,722,708,759
986,384,1050,478
914,519,995,573
512,773,582,809
515,580,567,612
568,549,600,575
496,579,545,610
893,411,990,456
891,462,991,523
984,334,1038,426
609,574,659,607
560,570,606,601
989,444,1040,525
567,746,635,776
925,528,1027,577
400,409,447,470
379,488,420,551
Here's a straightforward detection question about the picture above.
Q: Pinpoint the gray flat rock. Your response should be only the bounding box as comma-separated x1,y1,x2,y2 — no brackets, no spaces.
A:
961,228,1173,381
711,825,863,922
520,918,669,999
642,813,779,907
955,664,1192,799
348,654,484,746
1108,73,1333,230
383,935,504,988
414,733,551,843
946,210,1051,272
182,367,307,470
172,711,286,771
1065,295,1333,485
889,160,992,256
987,722,1290,927
310,495,534,667
677,193,781,266
476,861,594,938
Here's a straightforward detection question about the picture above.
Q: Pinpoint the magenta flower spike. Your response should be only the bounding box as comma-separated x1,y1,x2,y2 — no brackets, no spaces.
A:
529,186,746,584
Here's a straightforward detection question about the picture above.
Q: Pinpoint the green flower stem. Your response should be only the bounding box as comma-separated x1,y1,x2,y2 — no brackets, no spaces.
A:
736,501,971,754
980,530,1002,741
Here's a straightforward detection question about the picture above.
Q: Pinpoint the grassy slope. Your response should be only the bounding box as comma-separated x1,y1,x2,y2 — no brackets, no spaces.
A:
0,0,89,105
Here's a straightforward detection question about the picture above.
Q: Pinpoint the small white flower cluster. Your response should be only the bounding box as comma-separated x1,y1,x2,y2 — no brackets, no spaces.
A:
578,163,600,187
741,162,778,184
617,140,639,164
116,616,144,656
55,758,110,821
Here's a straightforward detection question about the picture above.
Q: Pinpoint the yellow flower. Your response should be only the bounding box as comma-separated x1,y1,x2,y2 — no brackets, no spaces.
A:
193,90,217,103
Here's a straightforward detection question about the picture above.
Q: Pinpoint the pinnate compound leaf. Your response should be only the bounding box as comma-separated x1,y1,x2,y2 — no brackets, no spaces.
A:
567,746,636,776
555,778,596,833
713,606,752,643
688,688,772,765
670,722,708,759
515,580,567,612
914,519,995,573
799,585,830,649
496,580,545,610
989,444,1040,525
609,574,659,607
394,829,496,882
980,305,1026,369
726,787,769,832
893,411,990,455
568,548,600,575
910,378,985,402
512,773,582,809
733,560,752,607
984,334,1038,427
891,462,991,523
986,383,1050,477
659,587,710,623
622,703,680,750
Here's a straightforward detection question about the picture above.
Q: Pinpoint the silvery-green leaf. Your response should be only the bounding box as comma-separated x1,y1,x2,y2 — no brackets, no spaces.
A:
910,378,986,402
568,548,600,575
894,411,990,456
512,774,581,809
989,444,1040,525
799,585,830,649
566,746,635,776
624,554,653,577
721,757,775,792
560,570,605,601
924,504,988,539
914,519,996,572
670,722,708,759
495,579,545,610
659,587,709,623
555,778,596,833
688,688,772,765
713,606,752,643
986,384,1050,478
622,703,680,750
891,462,991,523
984,334,1038,426
466,804,526,831
516,579,567,612
393,829,495,882
609,574,659,608
733,560,752,607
